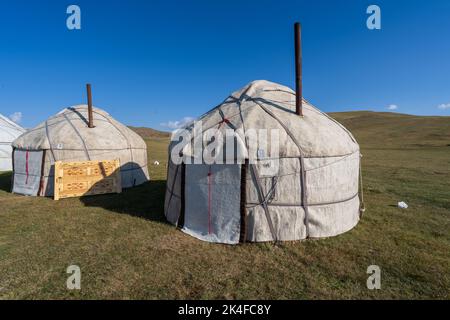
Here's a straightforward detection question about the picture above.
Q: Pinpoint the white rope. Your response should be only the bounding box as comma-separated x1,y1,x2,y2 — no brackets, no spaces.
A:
304,152,358,172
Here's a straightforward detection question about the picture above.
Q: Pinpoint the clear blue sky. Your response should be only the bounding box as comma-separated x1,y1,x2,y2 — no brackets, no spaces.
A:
0,0,449,130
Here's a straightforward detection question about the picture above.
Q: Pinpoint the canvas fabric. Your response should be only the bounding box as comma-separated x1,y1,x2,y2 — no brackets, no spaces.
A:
183,164,242,244
12,149,43,195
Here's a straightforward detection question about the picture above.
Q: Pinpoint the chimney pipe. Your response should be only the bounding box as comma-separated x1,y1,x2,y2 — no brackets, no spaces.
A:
294,22,303,116
86,84,94,128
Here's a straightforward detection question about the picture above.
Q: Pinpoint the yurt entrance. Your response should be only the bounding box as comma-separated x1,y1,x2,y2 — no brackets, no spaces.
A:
183,163,243,244
12,149,44,196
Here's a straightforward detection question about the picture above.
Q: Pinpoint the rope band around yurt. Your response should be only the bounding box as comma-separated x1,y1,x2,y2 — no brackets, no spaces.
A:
63,112,91,160
250,163,278,242
254,100,311,238
44,120,56,162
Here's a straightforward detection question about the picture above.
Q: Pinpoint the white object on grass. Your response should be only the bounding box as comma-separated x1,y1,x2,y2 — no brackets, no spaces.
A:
154,161,160,166
397,201,408,209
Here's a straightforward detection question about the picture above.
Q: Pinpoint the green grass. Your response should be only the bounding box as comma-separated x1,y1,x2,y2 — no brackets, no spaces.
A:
0,112,449,299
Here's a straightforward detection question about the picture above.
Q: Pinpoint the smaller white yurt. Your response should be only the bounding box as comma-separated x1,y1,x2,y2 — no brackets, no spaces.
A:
0,114,26,171
11,105,149,197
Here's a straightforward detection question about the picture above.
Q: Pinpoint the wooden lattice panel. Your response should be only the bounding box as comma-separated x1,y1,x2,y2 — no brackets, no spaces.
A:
54,159,122,200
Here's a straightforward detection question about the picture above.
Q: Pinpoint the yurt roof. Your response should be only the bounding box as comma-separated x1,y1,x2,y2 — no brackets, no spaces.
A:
0,114,26,143
12,105,146,151
178,80,359,159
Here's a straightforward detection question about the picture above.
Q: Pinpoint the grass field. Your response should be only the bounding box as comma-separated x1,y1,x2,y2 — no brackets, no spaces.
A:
0,111,449,299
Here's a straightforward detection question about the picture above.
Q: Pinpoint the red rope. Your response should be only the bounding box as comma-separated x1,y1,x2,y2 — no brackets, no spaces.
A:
207,167,212,234
217,118,231,129
25,151,29,185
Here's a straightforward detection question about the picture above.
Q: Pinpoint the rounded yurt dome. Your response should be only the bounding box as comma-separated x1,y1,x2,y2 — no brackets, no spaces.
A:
165,80,362,244
12,105,149,196
0,114,26,171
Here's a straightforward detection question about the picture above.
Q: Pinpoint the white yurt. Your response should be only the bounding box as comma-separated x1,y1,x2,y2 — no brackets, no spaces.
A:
164,80,363,244
12,105,149,196
0,114,26,171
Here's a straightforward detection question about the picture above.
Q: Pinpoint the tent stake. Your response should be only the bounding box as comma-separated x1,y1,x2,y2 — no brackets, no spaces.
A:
294,22,303,116
86,84,94,128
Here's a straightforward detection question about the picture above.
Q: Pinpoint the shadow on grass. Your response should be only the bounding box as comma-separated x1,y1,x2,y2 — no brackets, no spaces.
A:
0,171,12,193
80,179,169,224
1,165,168,223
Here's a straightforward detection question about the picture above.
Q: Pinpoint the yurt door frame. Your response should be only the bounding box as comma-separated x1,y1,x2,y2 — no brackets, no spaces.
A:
182,163,242,244
12,148,45,196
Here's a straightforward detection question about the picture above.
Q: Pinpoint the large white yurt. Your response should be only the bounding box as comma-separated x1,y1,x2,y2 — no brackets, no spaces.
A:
164,80,363,244
0,114,26,171
11,105,149,196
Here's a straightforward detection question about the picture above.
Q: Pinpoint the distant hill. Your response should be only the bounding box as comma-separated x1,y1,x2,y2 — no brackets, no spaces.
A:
329,111,450,149
129,126,170,139
130,111,450,149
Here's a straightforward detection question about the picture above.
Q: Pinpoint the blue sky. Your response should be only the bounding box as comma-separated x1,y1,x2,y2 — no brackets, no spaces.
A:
0,0,449,130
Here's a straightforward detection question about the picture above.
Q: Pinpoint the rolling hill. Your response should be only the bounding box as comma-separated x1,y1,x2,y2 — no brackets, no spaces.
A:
330,111,450,148
128,126,170,139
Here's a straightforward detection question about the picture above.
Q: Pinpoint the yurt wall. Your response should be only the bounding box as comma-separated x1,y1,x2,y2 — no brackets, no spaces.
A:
0,114,26,172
